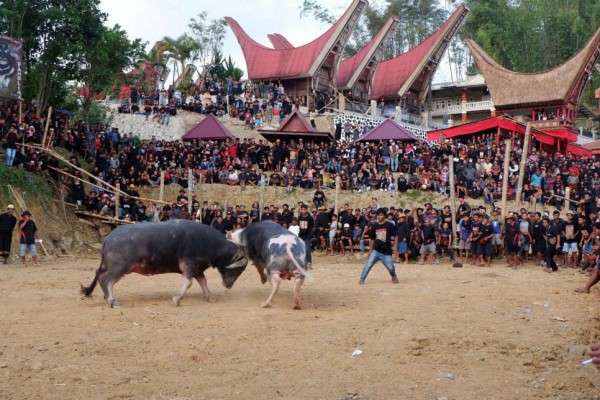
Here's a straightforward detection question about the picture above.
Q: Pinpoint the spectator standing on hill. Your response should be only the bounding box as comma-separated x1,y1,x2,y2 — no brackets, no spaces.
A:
0,205,17,264
18,211,38,265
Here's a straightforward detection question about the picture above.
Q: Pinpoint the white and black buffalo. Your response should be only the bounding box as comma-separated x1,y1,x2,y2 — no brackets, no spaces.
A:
81,220,248,307
231,221,309,309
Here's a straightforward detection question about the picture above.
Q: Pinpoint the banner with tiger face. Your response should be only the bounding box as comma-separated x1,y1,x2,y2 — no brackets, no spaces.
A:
0,36,22,99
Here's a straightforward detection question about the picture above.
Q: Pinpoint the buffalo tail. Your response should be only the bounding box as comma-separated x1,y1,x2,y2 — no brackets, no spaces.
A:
80,255,104,297
285,242,310,278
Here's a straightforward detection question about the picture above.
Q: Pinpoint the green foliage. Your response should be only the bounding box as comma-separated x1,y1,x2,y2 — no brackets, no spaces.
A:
463,0,600,104
223,56,244,81
299,0,447,57
188,12,227,70
81,24,146,109
0,164,54,203
75,101,111,127
0,0,144,112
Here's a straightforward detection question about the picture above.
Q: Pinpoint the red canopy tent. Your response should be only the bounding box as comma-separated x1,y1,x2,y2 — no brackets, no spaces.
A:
357,119,418,142
566,143,593,158
182,115,235,141
427,116,557,146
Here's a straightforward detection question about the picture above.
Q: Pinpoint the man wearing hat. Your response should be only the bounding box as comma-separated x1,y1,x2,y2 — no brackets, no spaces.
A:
359,208,399,285
0,205,17,264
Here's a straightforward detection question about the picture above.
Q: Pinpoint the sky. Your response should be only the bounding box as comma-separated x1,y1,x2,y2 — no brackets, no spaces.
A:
100,0,453,83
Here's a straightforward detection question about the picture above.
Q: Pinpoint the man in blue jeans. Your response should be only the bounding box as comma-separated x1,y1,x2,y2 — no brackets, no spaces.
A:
359,208,399,284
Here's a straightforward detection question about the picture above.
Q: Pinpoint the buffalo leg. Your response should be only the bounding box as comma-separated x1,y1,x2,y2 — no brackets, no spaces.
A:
256,264,268,284
293,277,305,310
98,270,119,308
172,277,193,306
196,276,215,302
262,272,281,308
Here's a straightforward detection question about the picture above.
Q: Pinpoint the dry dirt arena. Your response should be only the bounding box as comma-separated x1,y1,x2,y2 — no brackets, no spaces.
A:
1,256,599,400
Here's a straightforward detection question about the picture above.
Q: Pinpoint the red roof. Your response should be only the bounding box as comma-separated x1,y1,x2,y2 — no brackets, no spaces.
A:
226,0,364,80
370,4,468,100
427,117,557,145
268,34,293,50
337,16,398,90
278,111,315,133
182,115,235,141
357,119,418,141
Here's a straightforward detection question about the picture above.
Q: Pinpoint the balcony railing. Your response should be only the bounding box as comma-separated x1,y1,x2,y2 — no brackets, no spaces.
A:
429,100,493,116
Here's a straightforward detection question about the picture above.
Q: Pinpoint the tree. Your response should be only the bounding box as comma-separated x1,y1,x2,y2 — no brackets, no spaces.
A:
223,56,244,81
188,12,226,74
299,0,448,57
80,24,145,110
0,0,144,113
463,0,600,104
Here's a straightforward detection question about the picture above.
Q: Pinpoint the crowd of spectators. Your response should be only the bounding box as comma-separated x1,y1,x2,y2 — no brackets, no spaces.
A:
1,98,598,215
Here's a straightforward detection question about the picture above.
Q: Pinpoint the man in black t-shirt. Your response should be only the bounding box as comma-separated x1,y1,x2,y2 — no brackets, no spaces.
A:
542,218,560,272
298,204,314,267
359,209,398,284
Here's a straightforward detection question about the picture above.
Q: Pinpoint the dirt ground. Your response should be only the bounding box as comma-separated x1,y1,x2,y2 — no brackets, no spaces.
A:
1,255,599,400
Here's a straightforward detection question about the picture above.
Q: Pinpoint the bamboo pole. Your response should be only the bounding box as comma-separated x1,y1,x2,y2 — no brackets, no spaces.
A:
41,106,52,149
22,144,168,205
45,165,169,205
563,186,571,217
500,139,512,220
448,155,458,248
18,99,23,126
187,168,193,215
159,170,165,202
515,122,531,208
258,175,265,221
115,182,120,219
334,175,341,216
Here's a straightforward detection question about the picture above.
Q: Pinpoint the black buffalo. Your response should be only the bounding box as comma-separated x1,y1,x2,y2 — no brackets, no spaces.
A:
81,220,248,307
231,221,309,309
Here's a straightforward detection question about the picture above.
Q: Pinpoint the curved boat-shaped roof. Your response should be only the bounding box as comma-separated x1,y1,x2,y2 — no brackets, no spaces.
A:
268,34,294,50
466,25,600,109
337,16,399,90
370,4,468,101
226,0,366,81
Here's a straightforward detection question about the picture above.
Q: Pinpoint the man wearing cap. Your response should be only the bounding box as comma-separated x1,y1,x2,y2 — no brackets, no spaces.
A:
359,208,399,285
0,205,17,264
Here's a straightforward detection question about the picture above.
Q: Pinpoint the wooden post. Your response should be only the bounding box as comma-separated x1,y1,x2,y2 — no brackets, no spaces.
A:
187,168,193,215
500,139,512,220
258,175,265,221
334,175,341,216
515,122,531,208
448,155,458,248
18,99,23,126
41,106,52,149
564,186,571,217
159,170,165,202
115,182,120,220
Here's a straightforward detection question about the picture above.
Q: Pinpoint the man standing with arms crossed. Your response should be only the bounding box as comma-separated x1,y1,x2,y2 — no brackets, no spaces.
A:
359,208,399,285
0,205,17,264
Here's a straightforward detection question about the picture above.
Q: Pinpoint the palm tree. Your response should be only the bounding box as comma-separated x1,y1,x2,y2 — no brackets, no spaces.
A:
223,56,244,81
161,34,200,88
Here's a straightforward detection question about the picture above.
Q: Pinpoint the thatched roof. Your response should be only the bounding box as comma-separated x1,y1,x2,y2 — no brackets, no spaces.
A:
466,25,600,109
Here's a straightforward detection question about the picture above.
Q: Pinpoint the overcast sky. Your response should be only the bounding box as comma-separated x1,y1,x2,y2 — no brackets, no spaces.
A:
100,0,452,82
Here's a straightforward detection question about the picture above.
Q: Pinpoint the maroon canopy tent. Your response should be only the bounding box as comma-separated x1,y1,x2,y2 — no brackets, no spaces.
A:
182,115,235,141
259,111,333,142
356,119,418,142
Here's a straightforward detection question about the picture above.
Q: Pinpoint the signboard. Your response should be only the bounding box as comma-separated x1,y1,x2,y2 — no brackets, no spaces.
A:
0,36,22,99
